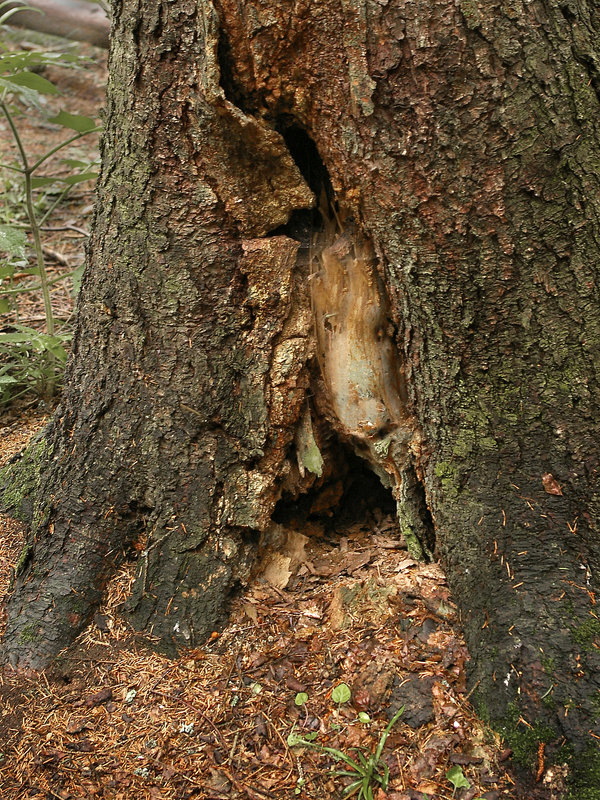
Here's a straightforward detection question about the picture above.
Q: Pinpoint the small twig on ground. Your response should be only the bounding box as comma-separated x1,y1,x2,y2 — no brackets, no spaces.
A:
446,679,481,721
222,646,242,689
41,246,70,266
40,225,88,236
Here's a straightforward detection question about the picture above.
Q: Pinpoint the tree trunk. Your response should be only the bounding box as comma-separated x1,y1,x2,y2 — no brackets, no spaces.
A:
2,0,600,786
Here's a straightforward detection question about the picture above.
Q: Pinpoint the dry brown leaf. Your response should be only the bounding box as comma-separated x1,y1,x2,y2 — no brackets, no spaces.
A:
85,687,112,707
542,472,563,495
343,549,372,574
286,676,306,692
261,553,293,588
65,717,92,734
415,780,439,796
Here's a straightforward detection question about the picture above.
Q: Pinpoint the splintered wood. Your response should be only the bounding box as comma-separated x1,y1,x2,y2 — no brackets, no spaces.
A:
311,215,410,446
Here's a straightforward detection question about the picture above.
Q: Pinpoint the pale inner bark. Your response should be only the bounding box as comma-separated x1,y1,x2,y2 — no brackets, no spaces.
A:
312,217,407,442
310,209,413,467
307,203,432,559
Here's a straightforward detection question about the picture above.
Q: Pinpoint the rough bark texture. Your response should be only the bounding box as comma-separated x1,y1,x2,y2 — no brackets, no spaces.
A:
2,0,600,788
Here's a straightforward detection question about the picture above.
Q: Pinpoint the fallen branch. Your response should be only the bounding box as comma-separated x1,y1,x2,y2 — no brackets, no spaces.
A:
5,0,109,48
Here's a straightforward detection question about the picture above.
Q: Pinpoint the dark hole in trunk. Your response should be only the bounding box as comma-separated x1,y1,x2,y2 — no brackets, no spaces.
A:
273,439,396,534
268,123,336,242
268,123,412,546
217,28,262,114
278,124,331,200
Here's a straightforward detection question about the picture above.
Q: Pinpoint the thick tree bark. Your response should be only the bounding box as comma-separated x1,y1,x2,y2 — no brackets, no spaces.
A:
2,0,600,788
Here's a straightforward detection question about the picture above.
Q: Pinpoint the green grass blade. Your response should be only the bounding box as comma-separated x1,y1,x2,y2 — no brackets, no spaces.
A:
341,779,362,797
381,761,390,789
374,705,404,763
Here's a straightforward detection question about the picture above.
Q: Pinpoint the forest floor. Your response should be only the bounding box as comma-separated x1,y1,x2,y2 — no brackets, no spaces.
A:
0,30,563,800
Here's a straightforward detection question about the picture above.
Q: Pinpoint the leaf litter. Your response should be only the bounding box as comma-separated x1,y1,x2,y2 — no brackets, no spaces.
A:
0,415,531,800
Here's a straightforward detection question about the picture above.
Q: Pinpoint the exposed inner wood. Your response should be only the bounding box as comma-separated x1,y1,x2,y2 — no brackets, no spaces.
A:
311,208,409,451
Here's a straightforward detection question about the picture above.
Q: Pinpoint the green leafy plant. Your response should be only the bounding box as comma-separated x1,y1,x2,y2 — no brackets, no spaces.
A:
331,683,352,705
289,706,404,800
0,322,69,402
287,728,318,746
0,223,27,313
0,6,100,403
446,765,471,796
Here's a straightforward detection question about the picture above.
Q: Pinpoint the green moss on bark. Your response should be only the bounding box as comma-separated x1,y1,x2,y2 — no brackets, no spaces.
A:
13,542,32,578
0,435,51,522
495,702,556,769
572,618,600,651
17,623,41,645
481,699,600,796
565,746,600,800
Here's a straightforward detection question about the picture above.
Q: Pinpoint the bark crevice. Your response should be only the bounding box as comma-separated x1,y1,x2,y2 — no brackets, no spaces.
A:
263,123,434,560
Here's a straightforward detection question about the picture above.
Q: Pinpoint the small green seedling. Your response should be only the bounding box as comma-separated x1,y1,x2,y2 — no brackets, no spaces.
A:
357,712,371,724
287,728,318,747
290,706,404,800
331,682,351,723
295,692,309,707
446,765,471,796
331,683,351,705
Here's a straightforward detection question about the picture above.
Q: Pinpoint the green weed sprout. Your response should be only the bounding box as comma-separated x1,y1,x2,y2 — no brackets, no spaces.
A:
446,765,471,796
289,706,404,800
